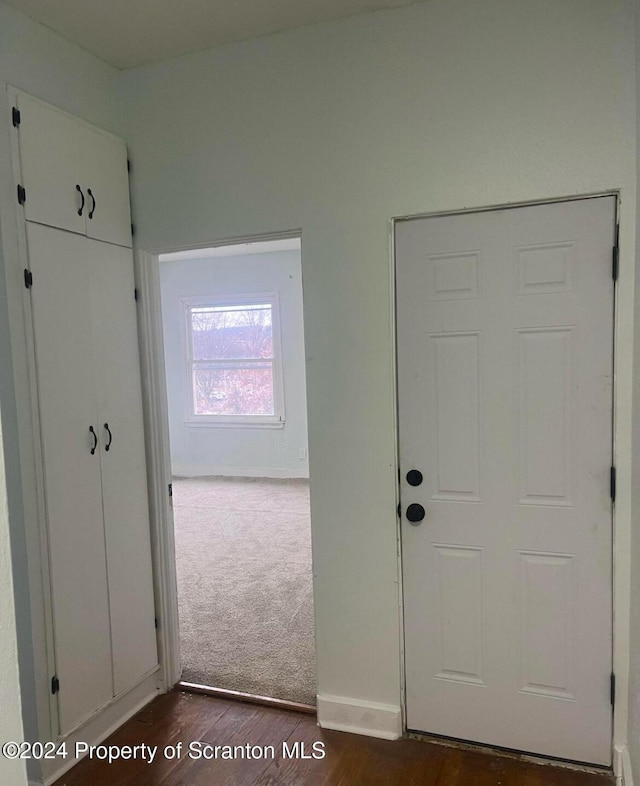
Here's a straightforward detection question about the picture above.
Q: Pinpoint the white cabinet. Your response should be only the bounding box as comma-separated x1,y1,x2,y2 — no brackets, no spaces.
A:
26,223,158,735
14,92,132,248
13,89,157,740
89,241,158,697
26,225,113,735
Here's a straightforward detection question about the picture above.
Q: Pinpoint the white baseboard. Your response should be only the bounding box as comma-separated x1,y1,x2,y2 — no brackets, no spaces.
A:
317,694,402,740
615,744,634,786
172,464,309,479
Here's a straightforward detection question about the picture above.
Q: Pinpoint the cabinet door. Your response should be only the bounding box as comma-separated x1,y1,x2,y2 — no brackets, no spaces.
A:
16,94,86,235
83,127,132,248
26,224,113,735
89,239,158,696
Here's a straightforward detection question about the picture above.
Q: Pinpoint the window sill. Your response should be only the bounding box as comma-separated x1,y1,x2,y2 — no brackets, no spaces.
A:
184,419,285,430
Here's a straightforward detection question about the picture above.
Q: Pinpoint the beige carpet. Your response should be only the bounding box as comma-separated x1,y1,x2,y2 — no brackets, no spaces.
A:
173,476,316,705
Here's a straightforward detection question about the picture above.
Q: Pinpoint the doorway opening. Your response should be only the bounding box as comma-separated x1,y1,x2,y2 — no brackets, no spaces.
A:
158,237,316,707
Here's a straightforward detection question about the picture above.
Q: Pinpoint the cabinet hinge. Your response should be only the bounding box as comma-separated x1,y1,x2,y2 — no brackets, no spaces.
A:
610,466,616,503
24,269,33,289
611,672,615,706
612,245,619,282
131,223,135,236
168,482,173,498
127,159,131,172
397,502,401,518
12,106,20,127
154,617,159,629
17,185,26,205
134,288,139,302
51,676,60,695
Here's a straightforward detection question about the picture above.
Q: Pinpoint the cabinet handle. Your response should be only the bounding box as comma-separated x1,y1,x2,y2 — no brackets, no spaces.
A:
104,423,112,451
88,188,96,219
76,185,85,216
89,426,97,455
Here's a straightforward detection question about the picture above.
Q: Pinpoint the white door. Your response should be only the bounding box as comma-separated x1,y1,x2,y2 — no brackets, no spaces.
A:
16,93,86,236
89,239,158,696
397,198,615,765
26,223,113,734
83,128,132,248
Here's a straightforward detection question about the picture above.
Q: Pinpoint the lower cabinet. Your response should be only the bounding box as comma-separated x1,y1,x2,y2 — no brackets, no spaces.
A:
26,222,158,736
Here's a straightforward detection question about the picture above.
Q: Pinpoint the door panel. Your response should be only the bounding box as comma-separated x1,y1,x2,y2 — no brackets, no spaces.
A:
89,239,158,695
397,198,615,765
430,332,481,500
26,224,113,734
83,128,132,248
17,94,86,235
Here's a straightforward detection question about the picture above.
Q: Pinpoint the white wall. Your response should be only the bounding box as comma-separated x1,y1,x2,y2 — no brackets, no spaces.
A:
159,249,309,477
628,3,640,781
0,0,122,768
120,0,637,735
0,417,27,785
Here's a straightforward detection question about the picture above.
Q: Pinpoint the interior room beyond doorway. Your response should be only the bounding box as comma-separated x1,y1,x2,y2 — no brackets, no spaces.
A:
158,238,316,706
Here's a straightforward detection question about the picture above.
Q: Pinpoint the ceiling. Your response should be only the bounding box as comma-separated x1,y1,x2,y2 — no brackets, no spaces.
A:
4,0,424,70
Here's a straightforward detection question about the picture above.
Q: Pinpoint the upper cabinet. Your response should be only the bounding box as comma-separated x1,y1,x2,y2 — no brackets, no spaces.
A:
13,91,132,248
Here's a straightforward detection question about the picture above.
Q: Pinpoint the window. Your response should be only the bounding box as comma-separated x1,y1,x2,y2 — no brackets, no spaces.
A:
183,294,284,426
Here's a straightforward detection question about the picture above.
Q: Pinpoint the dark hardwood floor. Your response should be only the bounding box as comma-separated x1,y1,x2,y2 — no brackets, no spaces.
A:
53,691,614,785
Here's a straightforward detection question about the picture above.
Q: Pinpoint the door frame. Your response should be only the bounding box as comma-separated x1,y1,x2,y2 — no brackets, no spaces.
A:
390,192,623,766
134,229,310,694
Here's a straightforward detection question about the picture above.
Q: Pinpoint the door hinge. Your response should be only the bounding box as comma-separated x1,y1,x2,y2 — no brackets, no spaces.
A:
168,482,173,498
611,673,615,706
17,184,26,205
24,269,33,289
127,159,131,173
51,676,60,695
12,106,20,127
154,617,159,629
131,223,135,236
612,245,619,282
134,287,139,302
610,466,616,503
397,502,401,518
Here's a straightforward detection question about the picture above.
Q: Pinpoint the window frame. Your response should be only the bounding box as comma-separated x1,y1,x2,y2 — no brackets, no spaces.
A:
181,292,285,428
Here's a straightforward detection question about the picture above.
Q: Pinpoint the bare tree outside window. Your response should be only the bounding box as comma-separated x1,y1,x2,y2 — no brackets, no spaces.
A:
188,300,280,419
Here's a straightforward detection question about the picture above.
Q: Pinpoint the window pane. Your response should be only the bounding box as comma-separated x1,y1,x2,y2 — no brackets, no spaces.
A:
191,304,273,360
193,363,274,416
